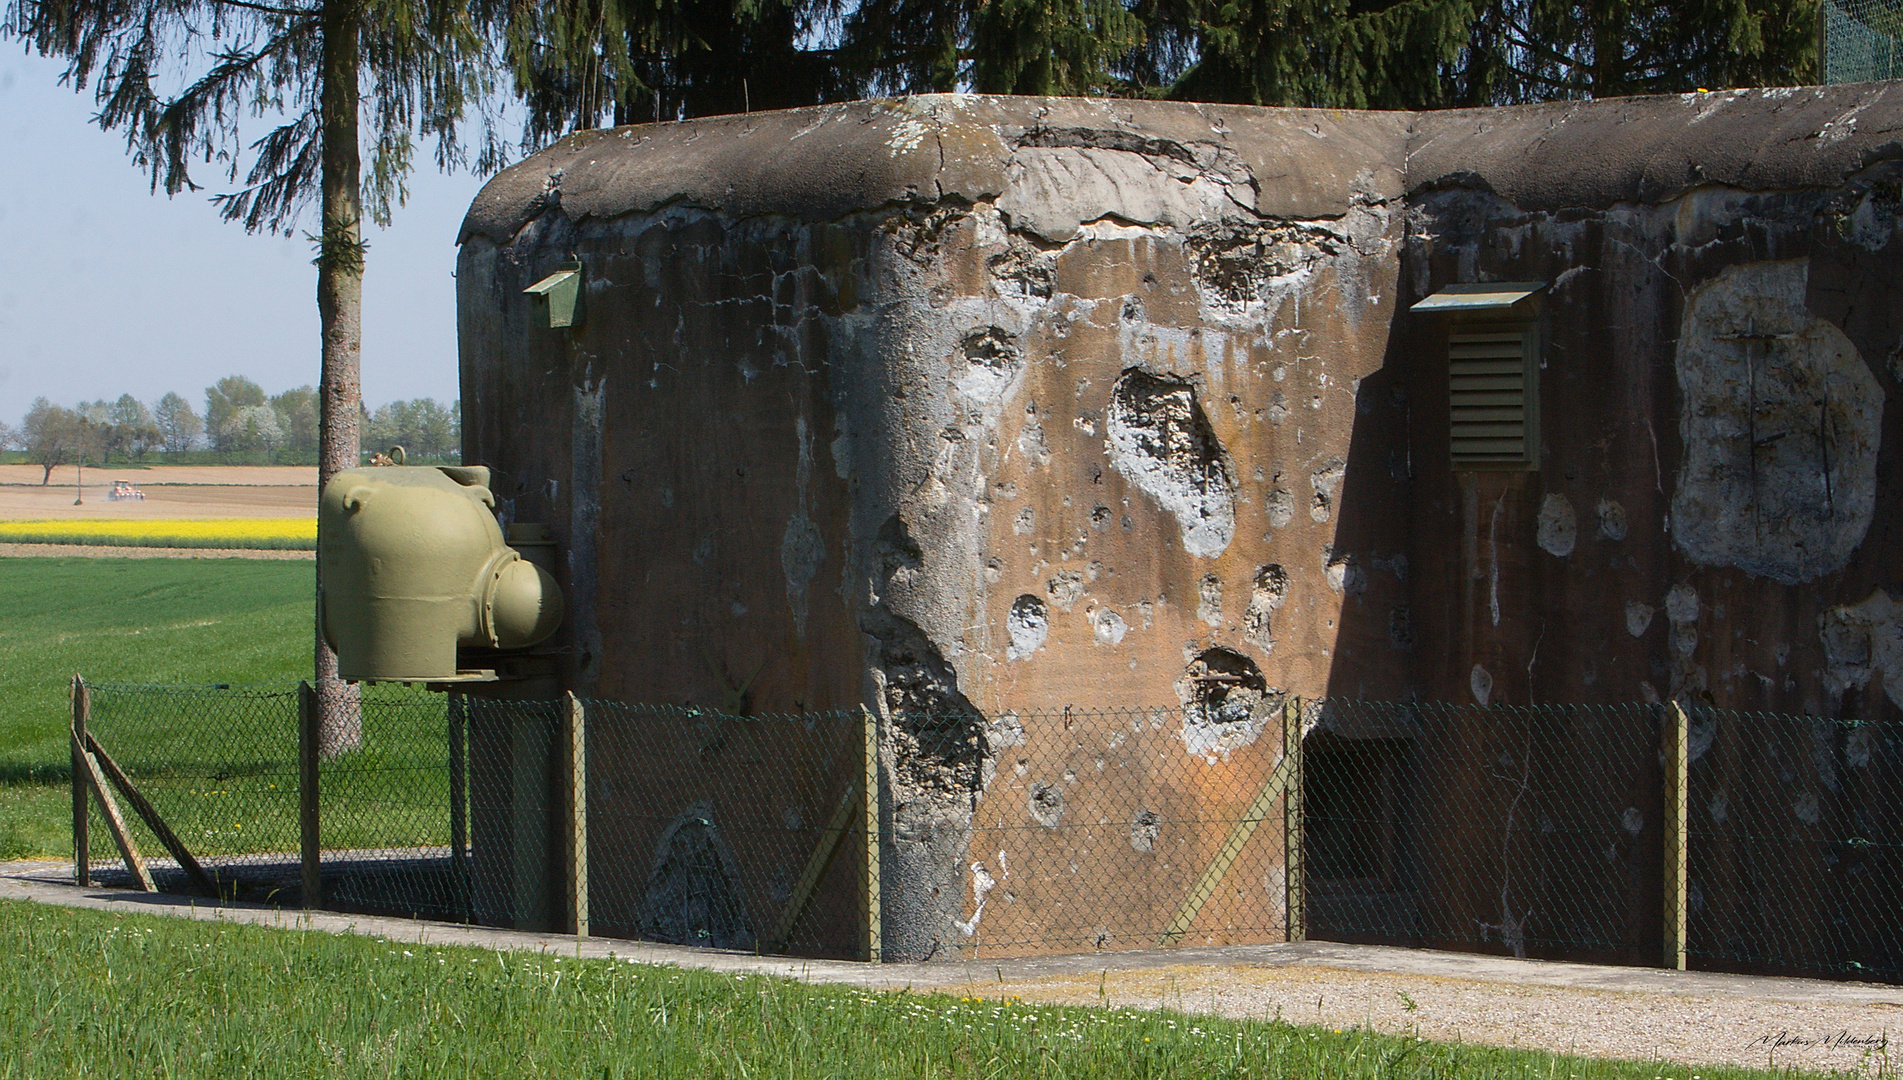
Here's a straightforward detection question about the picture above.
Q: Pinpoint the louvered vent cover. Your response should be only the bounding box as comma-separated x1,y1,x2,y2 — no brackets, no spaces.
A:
1449,323,1538,469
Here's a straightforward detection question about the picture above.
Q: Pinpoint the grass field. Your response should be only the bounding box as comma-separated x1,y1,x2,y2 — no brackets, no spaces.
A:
0,899,1845,1080
0,518,315,548
0,557,314,859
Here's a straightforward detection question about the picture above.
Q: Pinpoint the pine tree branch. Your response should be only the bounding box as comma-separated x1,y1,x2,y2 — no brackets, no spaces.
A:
207,0,319,18
139,25,318,199
1499,30,1589,71
212,106,322,232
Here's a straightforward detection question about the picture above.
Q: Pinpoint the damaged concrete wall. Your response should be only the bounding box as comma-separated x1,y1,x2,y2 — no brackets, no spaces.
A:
458,85,1903,962
460,95,1410,958
1672,259,1879,586
914,155,1402,957
1398,90,1903,724
1394,86,1903,968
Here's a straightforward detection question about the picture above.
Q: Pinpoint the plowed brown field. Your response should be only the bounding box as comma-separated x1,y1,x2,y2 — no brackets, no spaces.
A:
0,465,316,520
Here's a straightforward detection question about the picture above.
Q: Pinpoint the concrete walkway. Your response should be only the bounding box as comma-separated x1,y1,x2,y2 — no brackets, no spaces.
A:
7,860,1900,1071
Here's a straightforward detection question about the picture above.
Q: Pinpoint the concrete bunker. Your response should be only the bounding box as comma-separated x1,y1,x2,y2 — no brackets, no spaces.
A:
450,87,1903,962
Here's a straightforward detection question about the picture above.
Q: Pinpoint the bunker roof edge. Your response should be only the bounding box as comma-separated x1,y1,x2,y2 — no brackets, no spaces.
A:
458,85,1903,245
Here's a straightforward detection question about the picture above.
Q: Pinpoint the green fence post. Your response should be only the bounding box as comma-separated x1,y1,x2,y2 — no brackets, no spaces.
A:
448,693,468,876
71,675,88,887
564,692,589,938
1664,700,1689,971
299,681,322,909
862,705,882,963
1284,695,1306,943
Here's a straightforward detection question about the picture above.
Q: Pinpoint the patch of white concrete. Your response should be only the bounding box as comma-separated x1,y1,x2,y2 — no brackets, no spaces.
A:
1671,259,1881,585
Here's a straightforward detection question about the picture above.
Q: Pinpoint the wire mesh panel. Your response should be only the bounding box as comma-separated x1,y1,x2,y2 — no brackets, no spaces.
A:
580,703,870,958
1686,705,1903,982
455,700,874,958
318,688,458,920
464,697,564,931
953,704,1300,958
1310,701,1661,966
81,683,454,907
72,683,1903,979
1824,0,1903,83
81,684,303,891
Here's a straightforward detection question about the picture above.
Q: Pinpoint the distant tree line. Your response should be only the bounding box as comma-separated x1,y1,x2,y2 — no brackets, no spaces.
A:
1,378,458,480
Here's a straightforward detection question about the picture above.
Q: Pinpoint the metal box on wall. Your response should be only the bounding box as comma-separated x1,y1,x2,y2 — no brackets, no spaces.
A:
319,464,563,683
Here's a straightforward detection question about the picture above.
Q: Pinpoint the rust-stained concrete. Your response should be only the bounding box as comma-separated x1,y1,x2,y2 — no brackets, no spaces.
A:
457,87,1903,964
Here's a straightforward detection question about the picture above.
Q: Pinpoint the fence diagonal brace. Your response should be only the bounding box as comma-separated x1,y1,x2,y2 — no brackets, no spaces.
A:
85,732,219,897
73,727,155,893
767,778,864,953
1157,747,1297,947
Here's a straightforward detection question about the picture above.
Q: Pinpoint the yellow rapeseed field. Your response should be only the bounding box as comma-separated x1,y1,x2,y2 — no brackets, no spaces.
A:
0,519,315,549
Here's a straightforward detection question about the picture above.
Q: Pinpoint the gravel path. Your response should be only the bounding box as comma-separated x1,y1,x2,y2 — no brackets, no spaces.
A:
956,963,1902,1074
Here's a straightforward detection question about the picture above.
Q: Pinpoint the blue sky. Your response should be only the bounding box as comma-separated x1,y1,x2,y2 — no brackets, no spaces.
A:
0,49,491,425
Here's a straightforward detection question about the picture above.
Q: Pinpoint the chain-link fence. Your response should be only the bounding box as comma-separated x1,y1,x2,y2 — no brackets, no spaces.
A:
1307,701,1660,966
1302,701,1903,983
1684,704,1903,982
70,683,1903,980
952,703,1302,957
79,683,305,890
73,684,880,958
1823,0,1903,83
76,682,456,914
463,699,877,959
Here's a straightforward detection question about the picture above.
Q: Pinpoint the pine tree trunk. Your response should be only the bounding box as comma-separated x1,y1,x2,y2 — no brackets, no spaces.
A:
315,0,363,757
1589,0,1621,97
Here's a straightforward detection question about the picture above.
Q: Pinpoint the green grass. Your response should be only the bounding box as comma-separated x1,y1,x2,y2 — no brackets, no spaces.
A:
0,786,72,861
0,558,315,858
0,899,1850,1080
0,520,315,549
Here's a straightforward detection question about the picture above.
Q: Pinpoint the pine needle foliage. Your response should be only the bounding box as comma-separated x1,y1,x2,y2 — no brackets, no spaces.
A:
502,0,1822,131
1466,0,1821,103
840,0,1146,96
4,0,507,233
1156,0,1819,108
500,0,859,145
1172,0,1479,108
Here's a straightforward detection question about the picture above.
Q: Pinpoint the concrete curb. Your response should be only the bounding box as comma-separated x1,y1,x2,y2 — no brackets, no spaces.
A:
7,861,1899,1007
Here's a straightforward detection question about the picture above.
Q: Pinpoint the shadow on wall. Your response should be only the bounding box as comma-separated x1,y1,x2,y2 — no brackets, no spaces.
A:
1313,273,1667,969
1309,293,1443,957
1309,201,1903,975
